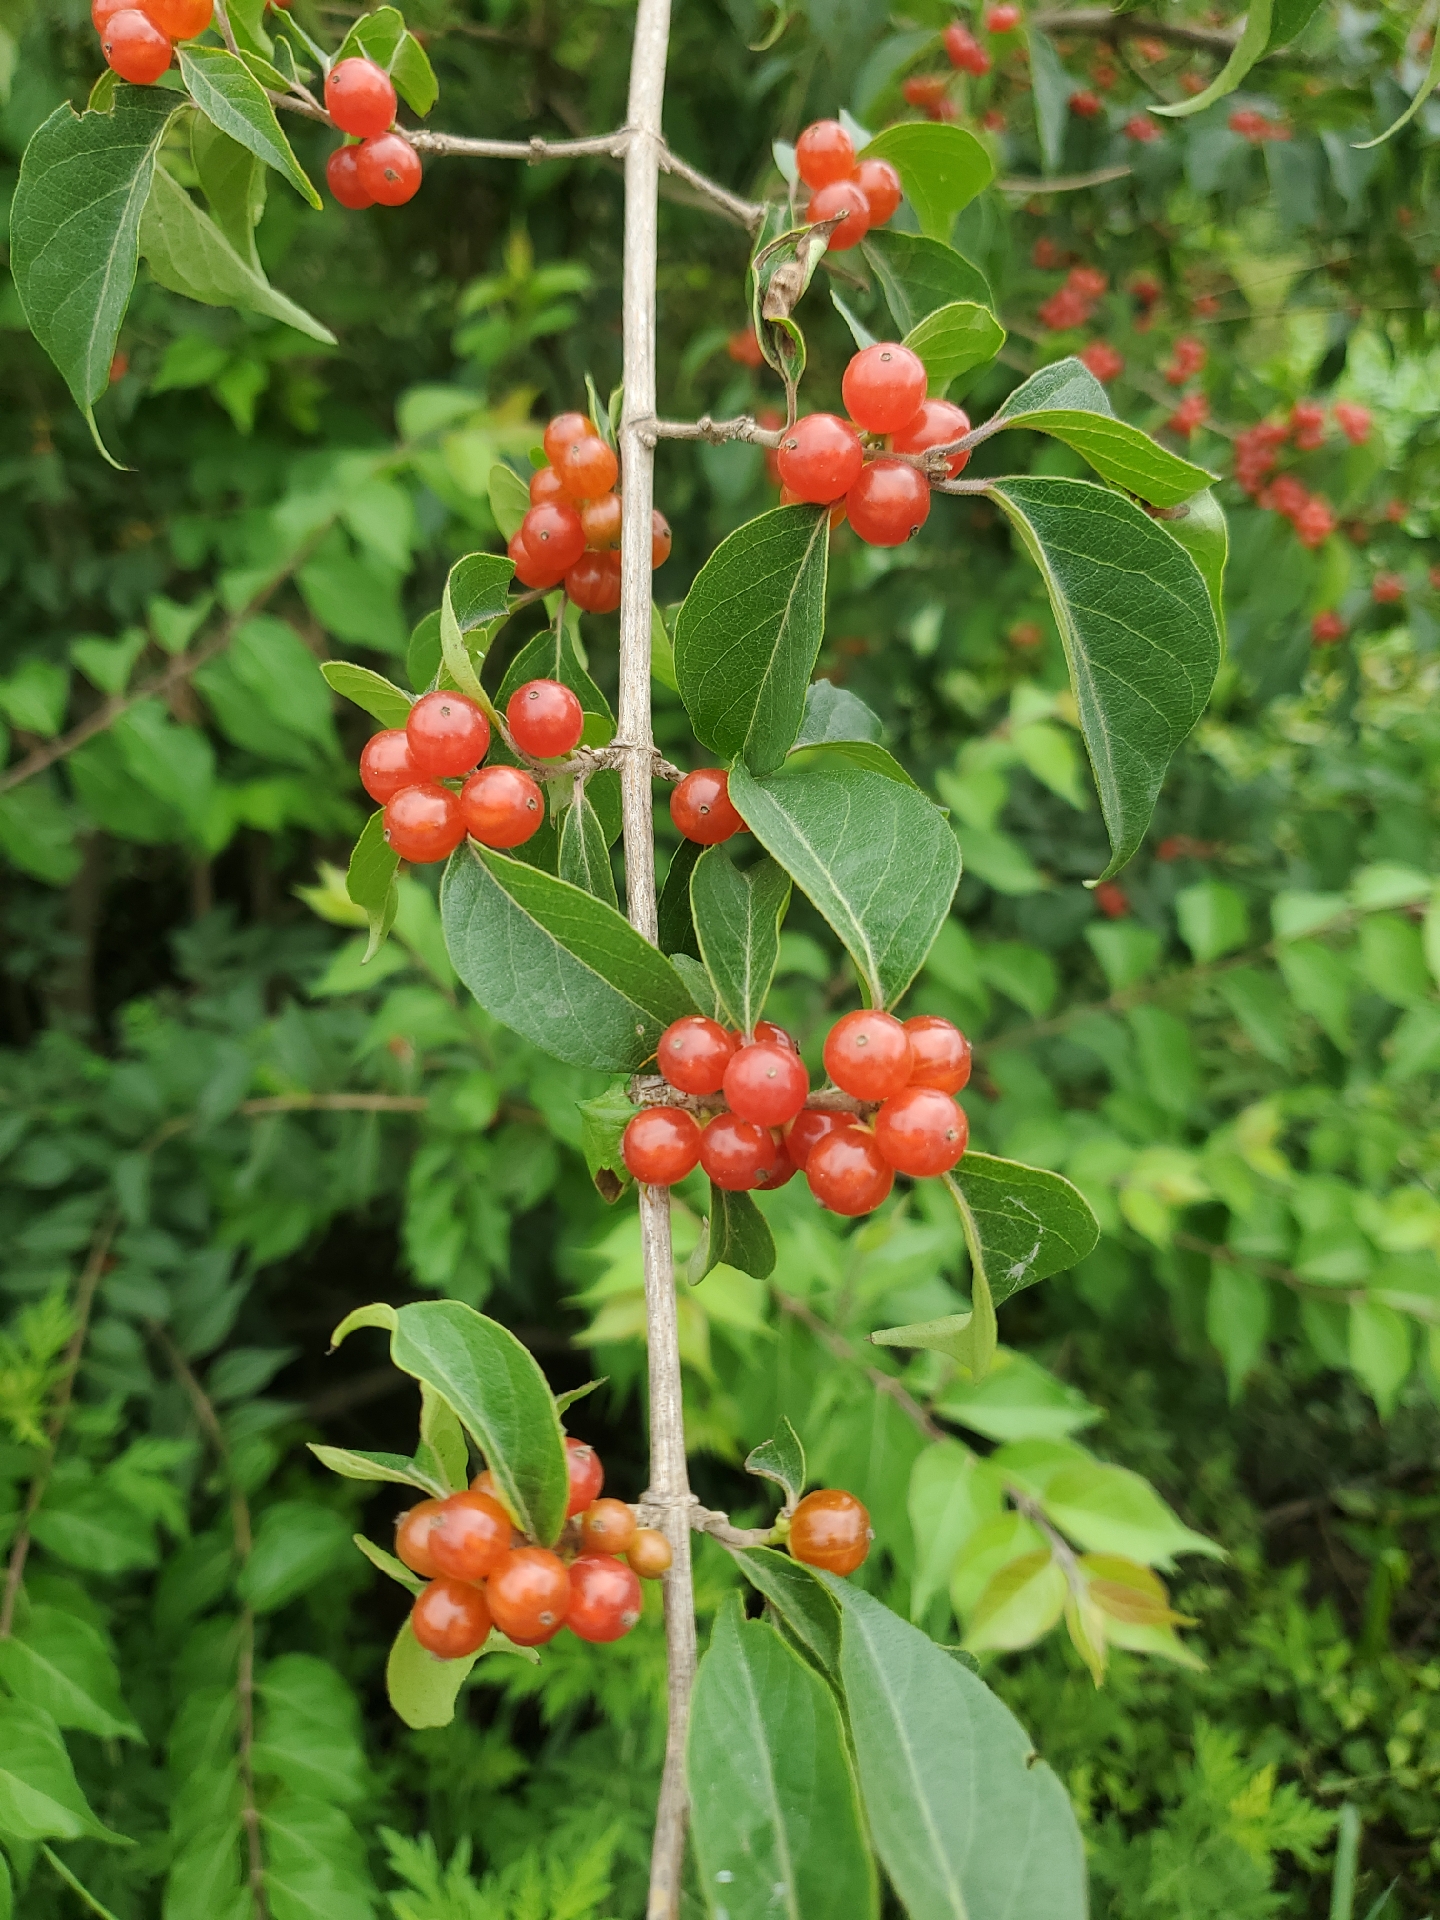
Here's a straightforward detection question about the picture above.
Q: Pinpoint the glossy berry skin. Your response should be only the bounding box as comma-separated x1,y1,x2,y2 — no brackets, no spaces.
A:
903,1015,972,1094
92,0,129,27
359,728,418,803
806,178,870,250
700,1114,783,1191
507,679,584,759
509,531,566,593
671,768,744,845
852,158,902,226
628,1528,673,1579
652,510,673,568
556,435,619,501
658,1015,735,1096
142,0,210,30
468,1469,517,1525
531,466,572,507
543,412,594,464
622,1106,702,1186
486,1548,571,1646
327,146,374,210
824,1009,913,1100
407,691,490,778
847,459,931,547
384,784,465,864
890,398,971,476
565,550,622,613
579,1498,638,1556
874,1086,968,1177
520,503,586,576
395,1499,442,1578
789,1489,872,1576
428,1490,513,1583
356,132,421,206
566,1553,643,1643
411,1578,492,1658
460,766,544,849
102,11,172,83
325,57,396,138
580,492,622,549
776,414,865,506
904,74,950,109
806,1125,894,1216
565,1438,604,1517
723,1041,809,1127
784,1107,851,1170
794,118,855,189
753,1019,797,1052
756,1136,797,1190
843,343,928,435
986,3,1021,28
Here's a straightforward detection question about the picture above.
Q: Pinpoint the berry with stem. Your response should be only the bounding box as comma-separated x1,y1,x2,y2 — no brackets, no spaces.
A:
889,398,971,475
428,1490,514,1582
622,1106,703,1185
805,1125,894,1216
775,414,865,505
411,1578,492,1658
394,1499,442,1578
874,1085,969,1176
384,784,465,864
325,58,396,138
565,1438,604,1516
356,133,422,207
507,679,584,759
788,1488,872,1575
824,1009,913,1100
903,1015,972,1093
406,691,491,779
670,768,744,844
723,1041,809,1127
102,11,172,83
566,1553,644,1642
556,435,620,501
805,178,870,249
579,1498,638,1556
486,1547,571,1645
628,1528,673,1579
699,1113,782,1190
459,766,544,848
842,343,928,435
327,146,375,210
359,728,419,803
794,119,855,189
846,458,931,547
756,1136,797,1190
657,1015,736,1096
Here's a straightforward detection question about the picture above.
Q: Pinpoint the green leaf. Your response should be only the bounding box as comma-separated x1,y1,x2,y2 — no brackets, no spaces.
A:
346,809,400,963
11,87,178,450
727,761,960,1010
191,117,265,267
438,551,514,703
320,661,412,728
688,1599,878,1920
554,1377,607,1417
861,229,993,335
238,1502,352,1612
858,123,994,239
386,1617,481,1730
1349,1301,1412,1419
732,1547,842,1677
1164,489,1228,640
557,787,619,910
0,1606,141,1741
177,46,321,208
795,679,884,747
1176,880,1249,963
306,1444,447,1498
334,6,438,117
934,1348,1102,1445
658,839,703,959
688,1186,777,1283
991,400,1214,508
744,1415,806,1509
1038,1462,1221,1567
1153,0,1273,118
964,1551,1068,1653
955,1154,1099,1304
748,217,834,386
674,506,830,776
689,849,790,1033
441,844,695,1071
0,1700,122,1844
830,1583,1086,1920
995,358,1112,423
1354,27,1440,147
908,1442,1004,1622
787,738,921,789
1027,29,1073,174
986,477,1221,877
352,1534,424,1595
420,1380,470,1493
577,1083,636,1204
497,620,614,744
488,463,530,541
903,301,1005,396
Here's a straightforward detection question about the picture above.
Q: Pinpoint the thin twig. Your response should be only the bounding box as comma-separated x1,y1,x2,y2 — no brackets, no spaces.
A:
772,1290,943,1441
1173,1232,1377,1312
650,412,784,447
1030,9,1238,55
406,127,632,160
995,165,1133,194
656,144,766,232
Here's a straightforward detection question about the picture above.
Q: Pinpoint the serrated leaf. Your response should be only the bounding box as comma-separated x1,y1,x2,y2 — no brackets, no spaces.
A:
353,1534,424,1595
689,848,790,1033
307,1444,446,1498
744,1415,805,1508
558,788,619,909
903,300,1005,396
861,228,993,335
346,808,399,961
859,122,994,239
320,661,412,727
1153,0,1272,118
177,46,320,207
688,1186,777,1283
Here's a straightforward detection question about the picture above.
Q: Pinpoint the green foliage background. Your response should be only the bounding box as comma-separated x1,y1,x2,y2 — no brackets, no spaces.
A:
1,0,1438,1914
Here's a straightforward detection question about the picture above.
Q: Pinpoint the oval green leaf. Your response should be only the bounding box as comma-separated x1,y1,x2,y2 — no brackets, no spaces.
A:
320,661,413,728
690,848,790,1034
177,46,321,208
858,123,994,238
861,229,993,334
903,300,1005,396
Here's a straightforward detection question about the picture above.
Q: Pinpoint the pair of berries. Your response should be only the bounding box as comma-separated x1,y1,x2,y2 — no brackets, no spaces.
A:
362,684,580,864
775,344,971,548
794,120,903,253
324,59,421,208
944,22,992,75
1228,108,1290,144
622,1010,972,1217
508,413,672,609
94,0,210,85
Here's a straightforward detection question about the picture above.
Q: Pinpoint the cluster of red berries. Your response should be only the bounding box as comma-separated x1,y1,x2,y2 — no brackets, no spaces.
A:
1311,610,1347,646
1037,264,1107,332
93,0,209,87
508,413,671,612
1231,403,1372,554
1167,393,1209,438
621,1010,972,1219
1079,342,1124,384
1163,335,1207,386
901,10,1021,117
794,121,903,252
1069,89,1104,119
1125,113,1162,143
361,682,586,863
324,58,421,209
1228,108,1290,144
773,343,970,547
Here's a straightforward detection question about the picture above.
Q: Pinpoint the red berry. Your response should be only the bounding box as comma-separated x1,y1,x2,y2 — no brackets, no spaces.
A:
671,768,744,845
1311,611,1346,646
395,1498,442,1578
752,1019,797,1051
566,1553,643,1643
903,1015,972,1093
1079,342,1124,384
728,326,765,367
874,1086,968,1177
622,1106,703,1185
824,1009,913,1100
486,1547,571,1646
806,178,871,250
1094,880,1129,918
943,21,978,66
1290,400,1326,450
556,435,619,501
580,492,622,549
699,1114,783,1191
325,57,396,138
359,728,418,803
459,765,544,849
843,343,928,436
531,466,573,507
543,412,595,464
101,10,171,83
579,1498,638,1555
92,0,128,26
889,398,972,477
652,510,673,569
788,1489,872,1575
356,132,421,207
411,1578,492,1659
520,503,587,576
1373,573,1404,605
846,458,931,547
406,691,490,779
141,0,210,31
565,550,623,613
658,1015,736,1096
509,531,565,592
723,1041,809,1127
428,1490,513,1583
384,784,465,864
756,1136,797,1190
985,4,1020,29
1125,114,1160,143
1069,89,1103,117
903,74,950,109
507,679,584,759
566,1438,604,1516
852,158,902,225
784,1107,851,1169
628,1528,673,1579
806,1125,894,1215
776,414,865,505
794,119,855,190
1334,402,1372,445
327,145,375,210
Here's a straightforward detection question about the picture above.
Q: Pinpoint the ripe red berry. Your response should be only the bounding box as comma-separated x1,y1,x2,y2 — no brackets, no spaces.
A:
1311,611,1346,645
724,1041,809,1127
1069,89,1103,117
566,1553,643,1643
580,492,622,549
359,728,418,803
903,74,950,110
140,0,210,31
874,1086,968,1177
943,22,991,72
520,503,587,576
794,119,855,190
824,1009,913,1100
1334,402,1372,445
889,398,971,476
670,768,744,845
699,1114,783,1191
985,3,1020,29
543,412,594,464
395,1498,442,1578
565,1438,604,1516
806,178,871,250
459,765,544,849
531,465,573,508
486,1547,571,1646
1125,114,1160,143
92,0,129,27
384,784,465,864
622,1106,703,1186
1079,342,1124,384
507,678,584,759
784,1107,851,1169
509,531,562,593
102,10,171,83
806,1125,894,1215
752,1019,797,1052
843,343,928,436
776,414,865,505
565,550,623,613
658,1015,736,1096
788,1488,872,1575
756,1136,797,1190
356,132,421,207
903,1015,972,1093
411,1578,492,1659
652,510,673,569
468,1468,513,1518
325,57,396,138
579,1498,638,1556
728,326,765,367
406,691,490,779
428,1490,513,1583
846,458,931,547
628,1528,673,1579
1094,880,1129,918
556,435,620,501
326,145,375,210
1373,573,1404,605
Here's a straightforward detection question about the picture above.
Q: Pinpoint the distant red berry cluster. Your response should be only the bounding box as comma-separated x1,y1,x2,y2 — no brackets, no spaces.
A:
1080,342,1124,383
1163,335,1207,386
325,58,422,208
510,412,671,611
1038,264,1107,332
94,0,210,85
1125,114,1161,143
1232,401,1374,553
794,121,903,249
1228,108,1291,144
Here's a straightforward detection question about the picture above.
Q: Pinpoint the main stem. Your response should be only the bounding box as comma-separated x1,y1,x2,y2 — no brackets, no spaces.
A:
617,3,693,1917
